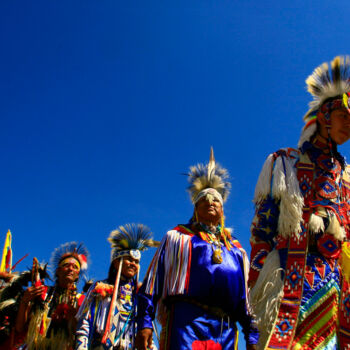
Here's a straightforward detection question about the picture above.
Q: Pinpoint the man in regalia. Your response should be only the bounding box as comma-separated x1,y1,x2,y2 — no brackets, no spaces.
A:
249,56,350,349
136,149,258,350
15,242,89,350
75,223,158,350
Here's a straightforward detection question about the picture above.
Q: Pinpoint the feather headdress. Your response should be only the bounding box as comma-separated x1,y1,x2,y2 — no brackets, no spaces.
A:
50,242,89,280
108,223,159,261
187,147,231,204
299,55,350,147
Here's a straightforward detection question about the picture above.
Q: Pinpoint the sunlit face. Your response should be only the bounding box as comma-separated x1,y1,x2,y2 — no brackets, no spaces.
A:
318,107,350,145
195,196,223,226
56,257,81,287
113,256,140,280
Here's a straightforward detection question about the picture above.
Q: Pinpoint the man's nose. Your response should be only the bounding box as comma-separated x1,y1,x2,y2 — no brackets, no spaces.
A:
67,264,76,271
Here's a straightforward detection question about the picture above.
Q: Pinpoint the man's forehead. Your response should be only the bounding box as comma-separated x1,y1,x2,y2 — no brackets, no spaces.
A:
125,256,140,263
59,256,80,266
332,106,350,114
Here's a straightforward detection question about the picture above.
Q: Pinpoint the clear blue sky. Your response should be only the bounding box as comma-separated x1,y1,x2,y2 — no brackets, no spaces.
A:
2,1,350,348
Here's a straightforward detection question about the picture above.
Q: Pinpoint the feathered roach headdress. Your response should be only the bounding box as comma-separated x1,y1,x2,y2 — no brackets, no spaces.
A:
187,147,231,205
108,223,158,262
298,55,350,147
50,242,89,281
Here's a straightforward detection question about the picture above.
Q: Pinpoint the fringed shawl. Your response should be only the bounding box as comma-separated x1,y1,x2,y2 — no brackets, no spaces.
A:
144,228,192,325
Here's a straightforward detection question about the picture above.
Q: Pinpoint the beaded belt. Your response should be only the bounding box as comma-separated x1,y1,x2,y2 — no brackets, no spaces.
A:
163,296,232,320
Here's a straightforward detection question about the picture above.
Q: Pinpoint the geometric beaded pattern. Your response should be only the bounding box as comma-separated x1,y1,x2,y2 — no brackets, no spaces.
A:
292,260,340,349
267,161,313,349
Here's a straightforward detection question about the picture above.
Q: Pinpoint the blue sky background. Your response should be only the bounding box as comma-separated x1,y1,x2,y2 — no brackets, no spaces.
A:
2,1,350,348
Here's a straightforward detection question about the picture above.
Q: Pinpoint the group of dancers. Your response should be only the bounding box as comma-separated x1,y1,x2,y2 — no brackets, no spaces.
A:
1,55,350,350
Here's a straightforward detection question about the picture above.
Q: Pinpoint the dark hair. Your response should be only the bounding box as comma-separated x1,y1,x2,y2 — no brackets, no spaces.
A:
322,95,342,105
107,262,117,284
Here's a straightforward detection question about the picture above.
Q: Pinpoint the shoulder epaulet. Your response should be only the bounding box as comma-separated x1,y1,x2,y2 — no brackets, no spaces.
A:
174,225,195,237
254,147,304,239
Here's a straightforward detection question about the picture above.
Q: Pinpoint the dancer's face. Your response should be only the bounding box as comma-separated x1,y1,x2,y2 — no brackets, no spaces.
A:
56,257,80,287
113,256,140,279
195,197,223,226
318,107,350,145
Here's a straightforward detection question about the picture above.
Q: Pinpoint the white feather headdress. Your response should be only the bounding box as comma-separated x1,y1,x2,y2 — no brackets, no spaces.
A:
299,55,350,147
187,147,231,204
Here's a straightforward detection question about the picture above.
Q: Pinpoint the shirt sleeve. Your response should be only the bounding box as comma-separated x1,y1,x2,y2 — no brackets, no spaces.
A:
249,149,300,286
136,236,167,330
75,285,95,350
233,243,260,345
75,309,90,350
249,195,280,286
236,296,260,345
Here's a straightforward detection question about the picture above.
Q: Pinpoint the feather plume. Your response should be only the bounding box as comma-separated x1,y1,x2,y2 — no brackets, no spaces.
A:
253,153,274,203
305,56,350,117
207,147,216,179
187,147,231,203
0,298,16,310
108,223,157,261
299,56,350,147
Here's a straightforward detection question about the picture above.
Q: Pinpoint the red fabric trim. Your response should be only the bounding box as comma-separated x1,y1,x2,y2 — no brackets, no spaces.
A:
185,239,192,293
192,340,222,350
175,225,195,237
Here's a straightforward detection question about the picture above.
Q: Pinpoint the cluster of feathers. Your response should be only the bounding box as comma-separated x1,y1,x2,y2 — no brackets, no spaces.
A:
108,223,159,259
187,148,231,204
298,56,350,147
50,241,89,281
305,55,350,118
0,265,50,344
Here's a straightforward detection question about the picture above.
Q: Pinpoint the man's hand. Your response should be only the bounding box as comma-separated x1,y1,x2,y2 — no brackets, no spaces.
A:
15,285,46,333
135,328,153,350
21,285,46,304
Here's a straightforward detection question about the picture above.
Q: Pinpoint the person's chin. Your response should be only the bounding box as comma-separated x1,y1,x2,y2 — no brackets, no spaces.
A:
336,131,350,144
125,270,136,279
336,137,348,145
